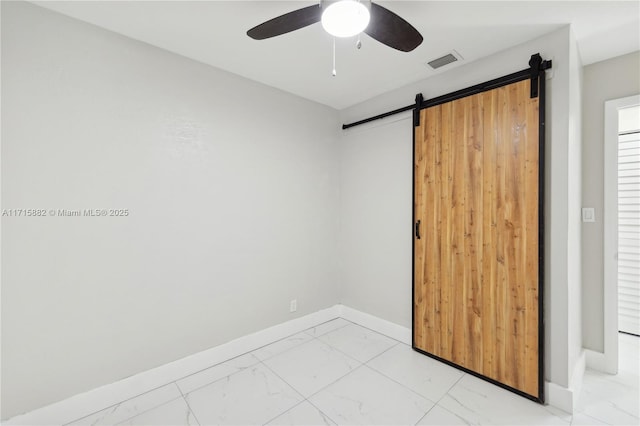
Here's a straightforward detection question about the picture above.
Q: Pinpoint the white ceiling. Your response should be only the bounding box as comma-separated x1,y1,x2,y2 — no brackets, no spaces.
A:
32,1,640,110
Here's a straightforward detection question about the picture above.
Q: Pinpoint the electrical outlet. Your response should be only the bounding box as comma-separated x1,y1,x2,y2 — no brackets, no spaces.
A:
290,299,297,313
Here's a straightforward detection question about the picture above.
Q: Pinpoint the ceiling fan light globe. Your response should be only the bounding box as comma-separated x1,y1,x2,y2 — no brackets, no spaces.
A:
321,0,370,38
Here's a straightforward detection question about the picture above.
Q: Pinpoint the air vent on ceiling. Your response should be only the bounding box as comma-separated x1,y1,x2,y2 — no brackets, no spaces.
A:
426,51,463,70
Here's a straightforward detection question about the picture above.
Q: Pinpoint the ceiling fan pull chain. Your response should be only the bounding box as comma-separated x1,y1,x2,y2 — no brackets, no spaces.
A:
356,0,362,49
332,37,337,77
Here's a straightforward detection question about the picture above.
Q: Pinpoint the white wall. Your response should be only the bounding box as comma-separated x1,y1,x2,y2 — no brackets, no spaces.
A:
1,2,340,419
581,51,640,352
339,115,413,326
339,26,582,401
566,29,585,403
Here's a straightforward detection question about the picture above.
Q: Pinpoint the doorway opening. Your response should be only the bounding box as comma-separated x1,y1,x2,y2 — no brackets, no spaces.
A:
617,105,640,338
603,95,640,374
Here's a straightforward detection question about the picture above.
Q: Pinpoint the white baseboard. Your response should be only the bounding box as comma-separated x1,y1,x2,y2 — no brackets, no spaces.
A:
586,349,607,371
545,381,574,414
545,350,586,414
5,306,340,426
585,348,617,374
569,350,586,410
336,304,412,345
573,349,586,385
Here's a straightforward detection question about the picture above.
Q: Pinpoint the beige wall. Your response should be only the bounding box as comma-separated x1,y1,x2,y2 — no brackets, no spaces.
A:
582,51,640,352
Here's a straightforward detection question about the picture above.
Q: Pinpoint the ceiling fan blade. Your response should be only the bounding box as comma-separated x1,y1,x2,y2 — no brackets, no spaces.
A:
247,5,322,40
364,3,423,52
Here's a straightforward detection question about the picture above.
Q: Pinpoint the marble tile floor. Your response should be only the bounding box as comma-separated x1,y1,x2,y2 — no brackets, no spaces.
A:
65,320,639,426
573,333,639,426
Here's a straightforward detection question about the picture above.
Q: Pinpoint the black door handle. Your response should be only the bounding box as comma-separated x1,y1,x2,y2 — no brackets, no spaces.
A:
415,220,421,239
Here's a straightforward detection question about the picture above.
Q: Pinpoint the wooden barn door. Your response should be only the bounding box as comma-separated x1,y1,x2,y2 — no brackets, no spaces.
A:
413,78,542,401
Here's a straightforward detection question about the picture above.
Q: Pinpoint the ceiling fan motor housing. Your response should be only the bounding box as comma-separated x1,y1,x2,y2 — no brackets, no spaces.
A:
320,0,372,12
321,0,372,38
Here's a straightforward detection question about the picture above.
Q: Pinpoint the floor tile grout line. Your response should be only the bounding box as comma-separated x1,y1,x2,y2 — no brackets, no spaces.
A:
174,381,185,397
258,360,309,402
414,409,430,426
304,363,368,401
431,373,575,426
258,329,347,365
257,360,343,426
253,334,316,363
174,383,204,426
111,395,185,426
578,406,635,425
260,399,308,426
359,343,463,405
314,338,377,365
336,317,407,345
363,341,401,364
172,362,259,396
174,351,261,385
271,325,371,368
255,317,352,363
361,362,441,406
305,319,352,339
411,372,469,425
306,397,341,425
569,411,612,426
542,403,574,424
62,383,183,425
258,392,339,426
313,325,399,366
414,403,470,426
438,373,466,404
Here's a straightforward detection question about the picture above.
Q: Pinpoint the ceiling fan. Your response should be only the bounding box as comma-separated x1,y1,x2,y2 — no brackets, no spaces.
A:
247,0,423,53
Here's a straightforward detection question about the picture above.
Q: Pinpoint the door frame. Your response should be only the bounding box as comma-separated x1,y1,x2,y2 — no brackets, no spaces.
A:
411,56,550,404
602,94,640,374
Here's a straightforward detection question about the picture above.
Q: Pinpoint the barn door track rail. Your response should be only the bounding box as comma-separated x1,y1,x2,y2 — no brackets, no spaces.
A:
341,53,552,130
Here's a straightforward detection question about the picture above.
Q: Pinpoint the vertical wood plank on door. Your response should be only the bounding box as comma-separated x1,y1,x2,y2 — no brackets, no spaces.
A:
431,106,443,358
524,84,540,397
440,102,453,361
464,94,484,372
414,108,429,353
482,89,497,380
413,78,540,399
451,98,466,367
428,107,442,355
505,83,522,391
494,85,508,385
414,110,426,348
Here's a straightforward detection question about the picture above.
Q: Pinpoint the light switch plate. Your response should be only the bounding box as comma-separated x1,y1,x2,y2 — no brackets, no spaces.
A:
582,207,595,222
